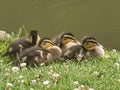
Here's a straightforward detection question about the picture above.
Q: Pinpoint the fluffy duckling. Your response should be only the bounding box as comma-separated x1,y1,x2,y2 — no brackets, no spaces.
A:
16,38,62,67
55,32,83,60
82,36,105,58
16,46,47,67
2,30,40,59
39,38,62,60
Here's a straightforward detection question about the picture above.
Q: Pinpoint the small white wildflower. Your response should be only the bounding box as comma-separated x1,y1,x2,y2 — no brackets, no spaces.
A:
12,66,19,72
30,88,34,90
114,62,119,68
73,88,80,90
40,63,45,66
21,80,25,83
31,80,37,84
52,73,60,79
19,75,24,79
80,85,85,88
74,81,79,86
89,88,94,90
4,72,10,77
18,80,25,83
43,80,50,85
6,82,13,90
20,63,27,67
43,80,50,89
112,49,117,52
7,83,13,87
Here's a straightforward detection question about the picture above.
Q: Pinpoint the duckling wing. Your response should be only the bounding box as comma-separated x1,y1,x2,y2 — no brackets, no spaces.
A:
47,46,62,60
63,45,84,61
3,38,31,57
19,47,48,66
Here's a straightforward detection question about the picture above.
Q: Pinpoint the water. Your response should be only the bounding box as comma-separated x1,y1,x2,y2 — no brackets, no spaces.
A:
0,0,120,49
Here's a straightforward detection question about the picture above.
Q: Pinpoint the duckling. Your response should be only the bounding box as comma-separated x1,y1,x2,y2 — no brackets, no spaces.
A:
82,36,105,58
55,32,83,60
2,30,40,59
39,38,62,60
16,46,48,67
16,38,62,67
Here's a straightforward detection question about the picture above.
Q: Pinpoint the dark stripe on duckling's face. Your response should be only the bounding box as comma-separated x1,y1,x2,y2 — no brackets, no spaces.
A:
83,41,98,51
60,33,76,47
82,36,96,45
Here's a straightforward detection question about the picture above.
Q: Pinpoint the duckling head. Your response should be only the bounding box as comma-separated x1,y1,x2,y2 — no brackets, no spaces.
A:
82,36,99,51
38,38,54,50
29,30,40,46
60,32,77,47
82,36,98,51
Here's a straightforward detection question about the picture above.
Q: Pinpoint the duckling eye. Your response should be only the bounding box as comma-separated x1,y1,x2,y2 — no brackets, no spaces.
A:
85,42,89,45
43,43,46,45
63,38,67,40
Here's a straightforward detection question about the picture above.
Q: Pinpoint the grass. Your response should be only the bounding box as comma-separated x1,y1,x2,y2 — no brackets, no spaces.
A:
0,31,120,90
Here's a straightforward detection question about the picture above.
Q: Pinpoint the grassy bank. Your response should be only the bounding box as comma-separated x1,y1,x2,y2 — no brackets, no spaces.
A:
0,32,120,90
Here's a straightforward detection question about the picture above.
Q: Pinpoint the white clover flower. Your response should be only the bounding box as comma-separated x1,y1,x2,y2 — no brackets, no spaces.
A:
12,66,19,72
52,73,60,79
80,85,85,88
18,80,25,84
4,71,10,77
6,82,13,90
19,75,24,79
43,80,50,89
43,80,50,85
31,80,37,84
30,88,34,90
20,63,27,67
40,63,45,66
89,88,94,90
74,81,79,86
21,80,25,83
7,83,13,87
112,49,117,52
114,62,119,68
92,71,99,77
73,88,80,90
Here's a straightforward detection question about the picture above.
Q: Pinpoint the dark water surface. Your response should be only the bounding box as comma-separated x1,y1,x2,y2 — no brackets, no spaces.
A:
0,0,120,49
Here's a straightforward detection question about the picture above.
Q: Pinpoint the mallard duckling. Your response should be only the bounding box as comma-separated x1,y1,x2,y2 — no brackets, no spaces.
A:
16,46,47,67
39,38,62,60
2,30,40,59
16,38,62,67
55,32,83,60
82,36,105,58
